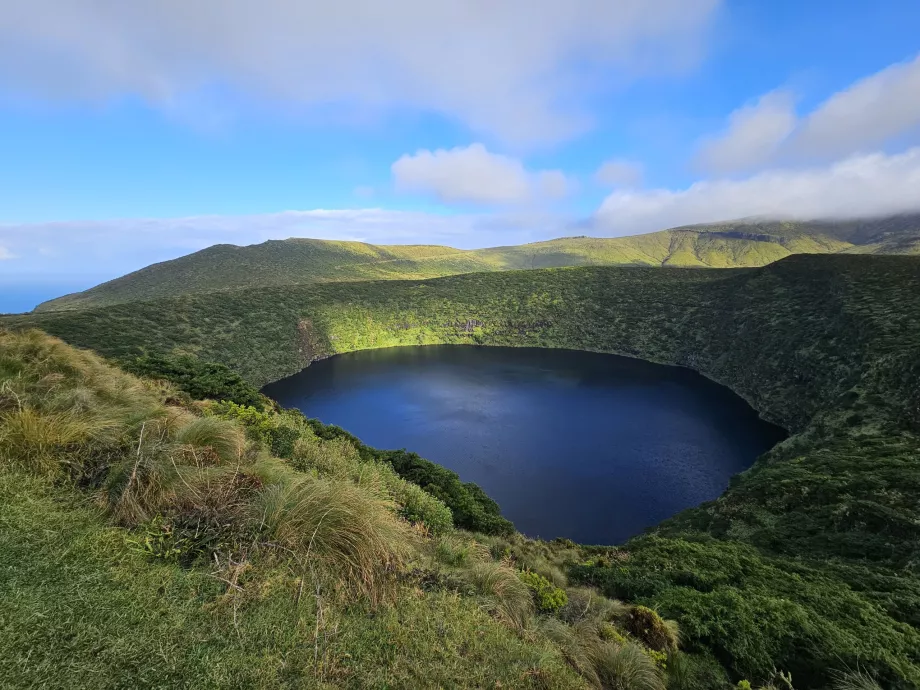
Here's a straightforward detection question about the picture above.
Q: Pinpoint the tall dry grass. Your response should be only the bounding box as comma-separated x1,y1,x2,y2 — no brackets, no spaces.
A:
464,560,535,630
251,468,417,605
1,329,420,605
588,640,665,690
832,669,884,690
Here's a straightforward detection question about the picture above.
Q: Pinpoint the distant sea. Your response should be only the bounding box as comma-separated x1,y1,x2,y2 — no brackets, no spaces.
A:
0,283,92,315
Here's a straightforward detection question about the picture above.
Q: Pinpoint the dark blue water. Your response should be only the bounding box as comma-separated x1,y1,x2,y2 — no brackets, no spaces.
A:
263,346,785,544
0,282,96,314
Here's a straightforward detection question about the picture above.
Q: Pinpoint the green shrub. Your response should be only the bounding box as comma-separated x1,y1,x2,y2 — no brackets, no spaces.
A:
599,622,627,643
382,470,454,535
290,435,361,478
208,401,275,445
121,353,264,409
519,570,568,613
665,652,731,690
267,423,299,458
625,606,678,652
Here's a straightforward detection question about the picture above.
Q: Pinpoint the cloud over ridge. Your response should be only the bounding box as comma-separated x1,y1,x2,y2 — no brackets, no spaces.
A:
696,53,920,172
597,147,920,233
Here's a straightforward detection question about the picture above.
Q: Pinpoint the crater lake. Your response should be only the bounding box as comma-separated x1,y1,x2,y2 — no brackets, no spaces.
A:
263,345,786,544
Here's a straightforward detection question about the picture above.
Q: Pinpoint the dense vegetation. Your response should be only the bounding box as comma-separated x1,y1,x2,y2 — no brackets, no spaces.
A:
2,329,706,689
4,252,920,687
32,213,920,313
120,352,266,409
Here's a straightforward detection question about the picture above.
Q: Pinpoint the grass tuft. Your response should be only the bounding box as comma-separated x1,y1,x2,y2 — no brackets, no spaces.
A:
588,641,665,690
0,405,113,476
252,472,416,605
174,415,245,462
464,560,534,631
832,669,884,690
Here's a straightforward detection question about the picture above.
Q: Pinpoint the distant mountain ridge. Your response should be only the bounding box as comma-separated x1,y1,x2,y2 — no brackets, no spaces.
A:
34,213,920,313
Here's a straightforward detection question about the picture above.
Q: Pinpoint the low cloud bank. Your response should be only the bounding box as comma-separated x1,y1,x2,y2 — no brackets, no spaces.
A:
597,148,920,233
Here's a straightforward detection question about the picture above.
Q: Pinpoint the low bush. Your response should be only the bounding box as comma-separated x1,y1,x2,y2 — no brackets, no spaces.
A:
121,352,265,409
378,466,454,535
289,434,361,479
520,570,569,613
625,605,679,652
208,401,276,445
662,652,730,690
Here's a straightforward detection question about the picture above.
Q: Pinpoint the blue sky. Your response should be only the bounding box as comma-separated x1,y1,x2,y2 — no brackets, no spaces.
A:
1,0,920,312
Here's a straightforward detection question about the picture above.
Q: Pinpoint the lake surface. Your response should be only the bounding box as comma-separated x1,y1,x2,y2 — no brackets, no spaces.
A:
263,346,786,544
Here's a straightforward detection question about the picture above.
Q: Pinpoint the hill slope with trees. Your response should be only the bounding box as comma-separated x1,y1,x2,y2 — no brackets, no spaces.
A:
32,214,920,313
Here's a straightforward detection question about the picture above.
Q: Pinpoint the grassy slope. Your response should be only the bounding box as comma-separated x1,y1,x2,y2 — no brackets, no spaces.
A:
2,331,606,689
36,214,920,313
8,254,920,686
2,474,589,689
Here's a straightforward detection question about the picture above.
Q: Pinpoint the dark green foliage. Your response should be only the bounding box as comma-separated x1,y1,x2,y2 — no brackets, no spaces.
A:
666,651,732,690
519,570,568,612
209,401,276,443
209,400,301,458
571,534,920,687
121,352,265,409
304,418,514,535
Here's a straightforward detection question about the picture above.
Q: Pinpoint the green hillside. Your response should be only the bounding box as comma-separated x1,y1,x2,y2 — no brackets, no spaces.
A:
33,214,920,313
6,253,920,687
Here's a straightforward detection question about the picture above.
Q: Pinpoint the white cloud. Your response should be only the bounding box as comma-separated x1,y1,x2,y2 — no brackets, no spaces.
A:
794,54,920,157
392,144,572,204
0,245,16,260
0,0,720,146
697,54,920,172
595,159,644,187
696,90,796,173
536,170,572,199
596,147,920,234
